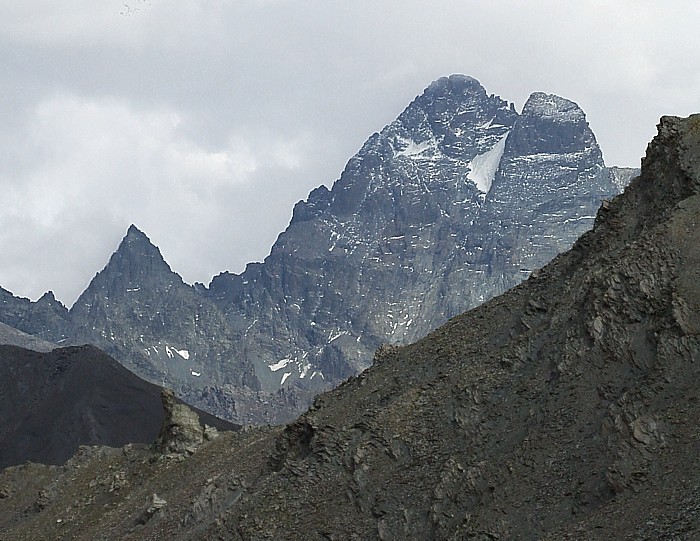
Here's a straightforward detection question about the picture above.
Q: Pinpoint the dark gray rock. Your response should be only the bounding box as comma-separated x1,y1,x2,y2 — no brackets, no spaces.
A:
0,287,69,343
204,75,636,412
0,344,238,469
66,225,263,421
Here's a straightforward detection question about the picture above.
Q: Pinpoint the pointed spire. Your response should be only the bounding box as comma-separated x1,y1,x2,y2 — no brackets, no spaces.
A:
127,223,143,235
37,290,62,306
124,224,152,243
117,225,161,255
103,225,176,285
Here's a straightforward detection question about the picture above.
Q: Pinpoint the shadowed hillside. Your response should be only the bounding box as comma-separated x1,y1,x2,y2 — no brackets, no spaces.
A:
0,344,238,470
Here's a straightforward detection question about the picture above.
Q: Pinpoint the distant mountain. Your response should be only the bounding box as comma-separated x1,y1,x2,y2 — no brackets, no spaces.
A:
0,344,238,469
0,321,55,352
68,225,260,396
0,75,637,423
0,114,696,541
0,287,69,343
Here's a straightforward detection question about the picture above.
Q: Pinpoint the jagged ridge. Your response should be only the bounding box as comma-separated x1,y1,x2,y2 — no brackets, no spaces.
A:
0,75,638,424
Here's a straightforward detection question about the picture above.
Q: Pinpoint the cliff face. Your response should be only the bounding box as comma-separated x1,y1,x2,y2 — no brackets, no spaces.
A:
0,76,636,423
206,76,630,398
210,114,697,540
0,115,696,540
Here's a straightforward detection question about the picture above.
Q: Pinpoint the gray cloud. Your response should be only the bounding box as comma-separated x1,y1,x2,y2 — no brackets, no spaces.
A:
1,0,698,305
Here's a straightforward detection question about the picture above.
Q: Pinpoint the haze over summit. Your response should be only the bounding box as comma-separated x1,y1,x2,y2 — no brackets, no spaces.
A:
1,1,698,305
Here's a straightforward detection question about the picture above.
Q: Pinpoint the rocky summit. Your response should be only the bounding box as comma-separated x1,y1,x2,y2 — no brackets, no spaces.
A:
0,75,637,423
0,115,696,540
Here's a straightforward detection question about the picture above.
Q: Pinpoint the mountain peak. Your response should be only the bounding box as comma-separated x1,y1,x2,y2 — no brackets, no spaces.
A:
38,290,56,302
505,92,598,158
324,75,516,217
73,224,176,300
116,224,162,258
425,73,482,93
522,92,586,123
125,223,151,243
36,290,65,309
419,74,491,110
1,115,694,541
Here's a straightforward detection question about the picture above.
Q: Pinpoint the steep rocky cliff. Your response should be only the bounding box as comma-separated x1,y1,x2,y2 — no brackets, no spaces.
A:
206,76,632,393
0,114,695,540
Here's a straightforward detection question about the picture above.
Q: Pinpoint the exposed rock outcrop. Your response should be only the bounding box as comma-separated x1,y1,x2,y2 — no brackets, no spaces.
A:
155,389,218,456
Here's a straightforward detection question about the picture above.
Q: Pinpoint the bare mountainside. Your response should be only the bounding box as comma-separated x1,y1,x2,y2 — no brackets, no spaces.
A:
1,115,697,540
0,75,636,424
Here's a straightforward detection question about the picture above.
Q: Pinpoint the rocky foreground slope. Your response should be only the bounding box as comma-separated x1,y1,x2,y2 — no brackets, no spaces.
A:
0,75,636,424
1,115,697,540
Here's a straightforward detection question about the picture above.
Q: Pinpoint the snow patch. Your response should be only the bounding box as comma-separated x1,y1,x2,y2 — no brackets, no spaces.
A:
280,372,292,385
191,370,201,377
328,330,347,342
397,140,431,157
175,349,190,360
244,319,258,336
562,215,596,224
467,133,509,194
394,133,439,160
269,358,294,372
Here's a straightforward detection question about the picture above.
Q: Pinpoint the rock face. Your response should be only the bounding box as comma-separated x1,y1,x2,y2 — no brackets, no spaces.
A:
67,225,261,412
0,114,696,541
0,76,637,423
206,76,632,392
156,389,217,455
0,344,238,469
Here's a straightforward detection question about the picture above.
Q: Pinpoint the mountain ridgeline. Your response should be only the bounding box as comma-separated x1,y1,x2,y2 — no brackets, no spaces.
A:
0,75,637,423
1,114,696,540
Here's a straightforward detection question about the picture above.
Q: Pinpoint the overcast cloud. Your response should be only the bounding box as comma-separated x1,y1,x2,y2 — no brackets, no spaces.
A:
1,0,699,306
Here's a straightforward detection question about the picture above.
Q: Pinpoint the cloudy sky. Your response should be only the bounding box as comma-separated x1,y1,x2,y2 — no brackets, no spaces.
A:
1,1,698,306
